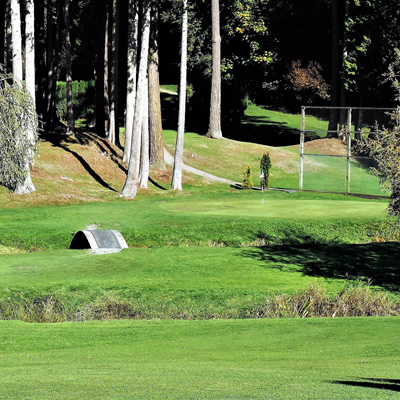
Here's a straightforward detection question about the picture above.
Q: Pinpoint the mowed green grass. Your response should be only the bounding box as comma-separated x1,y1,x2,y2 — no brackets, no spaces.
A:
0,190,391,251
1,318,400,399
163,130,385,196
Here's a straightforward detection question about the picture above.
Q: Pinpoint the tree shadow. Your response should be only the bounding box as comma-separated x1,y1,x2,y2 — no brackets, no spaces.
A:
41,128,125,192
160,93,317,146
332,378,400,392
241,242,400,292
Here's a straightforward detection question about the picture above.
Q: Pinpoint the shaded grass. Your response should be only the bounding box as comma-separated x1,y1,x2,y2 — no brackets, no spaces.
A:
1,318,400,399
1,241,400,321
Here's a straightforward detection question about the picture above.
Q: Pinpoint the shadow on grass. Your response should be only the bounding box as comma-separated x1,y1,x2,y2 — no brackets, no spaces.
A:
241,242,400,292
161,93,317,146
41,129,124,192
332,378,400,392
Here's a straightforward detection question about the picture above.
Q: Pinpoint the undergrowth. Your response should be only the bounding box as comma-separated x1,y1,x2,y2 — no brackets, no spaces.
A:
1,282,398,323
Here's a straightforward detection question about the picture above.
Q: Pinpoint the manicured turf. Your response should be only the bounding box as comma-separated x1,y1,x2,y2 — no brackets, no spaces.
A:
1,318,400,399
163,129,385,196
0,190,392,251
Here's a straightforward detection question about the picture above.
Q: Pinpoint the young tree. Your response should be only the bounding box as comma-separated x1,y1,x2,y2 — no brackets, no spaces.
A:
206,0,222,139
123,0,139,163
121,0,151,199
260,153,272,190
171,0,188,191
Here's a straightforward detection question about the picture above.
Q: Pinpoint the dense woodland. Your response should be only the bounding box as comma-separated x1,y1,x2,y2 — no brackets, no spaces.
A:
1,0,400,196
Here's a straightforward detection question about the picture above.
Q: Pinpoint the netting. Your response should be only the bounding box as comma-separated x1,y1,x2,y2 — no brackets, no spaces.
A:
299,106,397,196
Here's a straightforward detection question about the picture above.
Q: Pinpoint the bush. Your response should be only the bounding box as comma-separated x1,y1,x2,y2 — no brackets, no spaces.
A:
260,153,272,189
242,165,253,189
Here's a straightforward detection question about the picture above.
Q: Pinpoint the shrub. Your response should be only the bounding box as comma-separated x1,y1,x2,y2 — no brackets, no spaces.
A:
242,165,253,189
260,153,272,189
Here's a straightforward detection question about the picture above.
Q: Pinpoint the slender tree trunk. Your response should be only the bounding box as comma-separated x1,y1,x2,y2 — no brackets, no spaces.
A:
95,0,108,137
6,0,12,73
123,0,139,163
0,0,5,66
171,0,188,191
46,0,60,130
339,0,349,139
104,1,110,134
328,0,339,137
14,0,36,194
108,0,120,146
35,0,46,119
121,0,151,199
64,0,74,135
10,0,22,82
139,75,149,188
207,0,222,139
148,0,164,167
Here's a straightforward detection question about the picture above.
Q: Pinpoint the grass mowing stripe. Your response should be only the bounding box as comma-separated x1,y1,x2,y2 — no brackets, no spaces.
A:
0,318,399,399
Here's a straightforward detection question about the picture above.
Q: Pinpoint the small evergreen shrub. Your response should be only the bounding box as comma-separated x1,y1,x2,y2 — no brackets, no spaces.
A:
242,165,253,189
260,153,272,189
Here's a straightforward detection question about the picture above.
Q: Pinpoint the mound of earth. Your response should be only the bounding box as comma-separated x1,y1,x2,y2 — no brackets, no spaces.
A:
304,138,348,156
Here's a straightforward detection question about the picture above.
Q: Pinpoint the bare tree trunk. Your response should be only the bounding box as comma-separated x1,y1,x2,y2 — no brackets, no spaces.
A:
35,0,47,119
104,1,110,134
123,0,139,163
64,0,74,135
0,0,5,66
207,0,222,139
95,0,109,137
13,0,36,194
139,75,149,188
121,0,151,199
6,0,12,73
339,0,350,139
328,0,339,137
10,0,22,82
148,0,164,168
171,0,188,191
46,0,60,130
108,0,120,146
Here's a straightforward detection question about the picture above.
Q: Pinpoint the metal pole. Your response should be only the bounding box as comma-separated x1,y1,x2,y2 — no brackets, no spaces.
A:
346,108,352,194
299,107,305,190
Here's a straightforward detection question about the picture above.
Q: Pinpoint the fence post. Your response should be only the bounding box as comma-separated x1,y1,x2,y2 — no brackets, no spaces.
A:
299,107,305,190
346,108,352,194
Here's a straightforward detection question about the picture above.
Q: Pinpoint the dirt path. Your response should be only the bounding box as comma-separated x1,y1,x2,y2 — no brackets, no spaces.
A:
163,148,239,185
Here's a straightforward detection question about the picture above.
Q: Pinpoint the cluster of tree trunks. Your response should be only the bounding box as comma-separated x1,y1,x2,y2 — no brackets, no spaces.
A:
1,0,223,196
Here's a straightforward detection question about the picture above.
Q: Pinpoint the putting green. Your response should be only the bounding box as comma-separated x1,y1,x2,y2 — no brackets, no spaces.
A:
162,198,388,220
